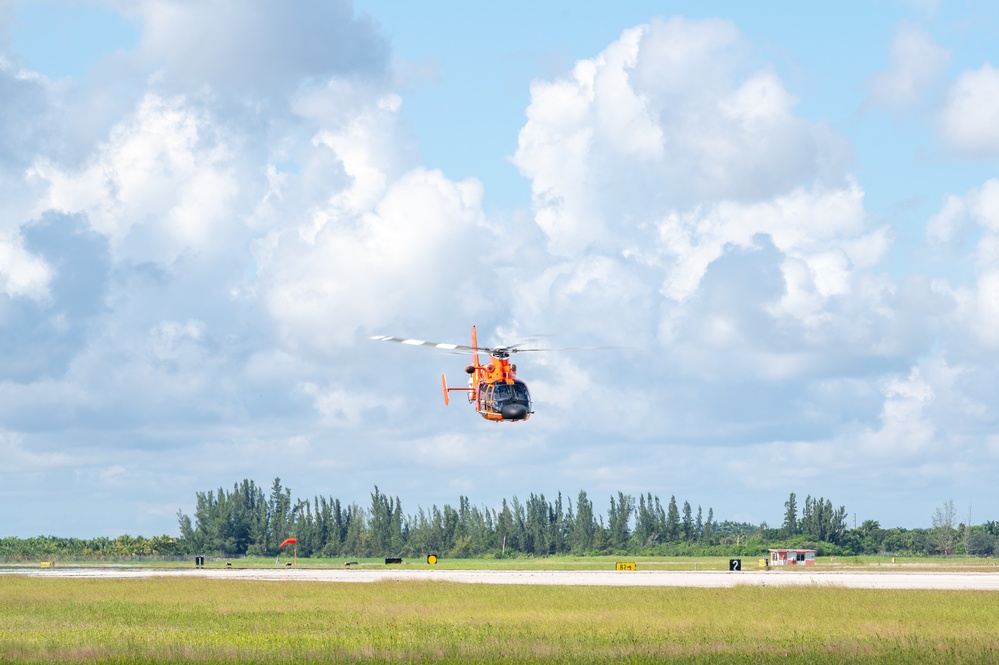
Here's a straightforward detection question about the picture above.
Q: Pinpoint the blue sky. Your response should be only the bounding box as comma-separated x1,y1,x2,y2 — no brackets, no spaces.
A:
2,0,999,538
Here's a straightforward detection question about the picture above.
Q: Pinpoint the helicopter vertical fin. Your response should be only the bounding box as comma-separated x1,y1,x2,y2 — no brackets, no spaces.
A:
442,374,450,406
471,325,481,373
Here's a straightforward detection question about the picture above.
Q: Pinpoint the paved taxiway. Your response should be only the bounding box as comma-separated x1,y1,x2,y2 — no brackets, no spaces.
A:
4,567,999,591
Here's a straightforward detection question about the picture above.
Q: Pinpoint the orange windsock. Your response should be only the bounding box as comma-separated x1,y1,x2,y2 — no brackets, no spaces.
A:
278,537,297,548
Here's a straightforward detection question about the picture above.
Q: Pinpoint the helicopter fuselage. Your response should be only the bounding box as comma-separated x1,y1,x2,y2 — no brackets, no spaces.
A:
467,357,532,421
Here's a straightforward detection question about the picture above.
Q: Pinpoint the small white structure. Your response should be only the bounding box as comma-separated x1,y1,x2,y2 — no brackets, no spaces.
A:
769,548,816,566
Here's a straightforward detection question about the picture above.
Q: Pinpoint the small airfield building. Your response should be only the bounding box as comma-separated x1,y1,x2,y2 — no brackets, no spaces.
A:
769,548,816,566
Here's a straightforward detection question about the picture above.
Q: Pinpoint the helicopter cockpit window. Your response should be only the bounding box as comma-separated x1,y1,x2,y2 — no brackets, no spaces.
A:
494,384,512,400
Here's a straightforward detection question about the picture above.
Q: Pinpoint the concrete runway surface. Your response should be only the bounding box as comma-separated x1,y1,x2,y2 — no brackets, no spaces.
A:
5,566,999,590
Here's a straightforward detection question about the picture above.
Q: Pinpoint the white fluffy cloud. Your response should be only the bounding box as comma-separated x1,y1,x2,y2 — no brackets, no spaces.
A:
926,179,999,347
30,94,242,265
513,17,849,258
1,2,492,519
0,431,78,472
512,16,887,374
939,63,999,157
866,22,949,108
650,182,888,305
0,233,50,299
0,56,56,301
262,164,495,350
861,367,936,457
118,0,388,97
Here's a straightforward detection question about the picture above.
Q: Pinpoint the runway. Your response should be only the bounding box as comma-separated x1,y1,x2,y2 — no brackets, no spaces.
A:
5,566,999,591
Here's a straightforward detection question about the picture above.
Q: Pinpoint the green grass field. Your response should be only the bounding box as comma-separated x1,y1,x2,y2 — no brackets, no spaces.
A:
2,573,998,664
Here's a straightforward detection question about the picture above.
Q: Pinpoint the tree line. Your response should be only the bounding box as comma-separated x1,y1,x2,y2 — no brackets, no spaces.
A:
175,479,728,559
2,483,996,560
0,534,183,559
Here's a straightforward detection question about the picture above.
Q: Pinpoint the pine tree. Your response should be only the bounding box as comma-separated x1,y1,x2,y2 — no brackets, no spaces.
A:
665,496,680,542
782,492,798,538
682,501,693,542
606,492,634,550
571,490,595,554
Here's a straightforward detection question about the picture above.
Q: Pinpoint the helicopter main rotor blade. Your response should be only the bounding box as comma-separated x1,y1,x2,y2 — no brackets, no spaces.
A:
505,335,557,350
369,335,490,353
370,334,625,356
507,346,624,353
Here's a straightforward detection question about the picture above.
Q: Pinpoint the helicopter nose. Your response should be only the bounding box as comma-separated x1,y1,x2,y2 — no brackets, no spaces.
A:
501,403,529,420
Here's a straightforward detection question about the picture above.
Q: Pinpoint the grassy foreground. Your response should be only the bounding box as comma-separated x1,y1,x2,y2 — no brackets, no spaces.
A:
2,576,998,664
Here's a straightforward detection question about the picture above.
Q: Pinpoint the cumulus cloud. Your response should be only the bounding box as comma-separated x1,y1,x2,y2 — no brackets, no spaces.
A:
0,431,78,472
0,234,50,299
511,16,888,384
927,178,999,251
148,319,205,365
860,367,936,457
926,193,972,249
0,214,111,382
695,351,993,508
939,63,999,157
263,165,496,350
0,55,58,303
971,270,999,347
865,22,949,109
509,16,883,373
0,0,506,473
651,182,888,305
513,17,850,258
117,0,389,98
926,179,999,347
30,94,244,265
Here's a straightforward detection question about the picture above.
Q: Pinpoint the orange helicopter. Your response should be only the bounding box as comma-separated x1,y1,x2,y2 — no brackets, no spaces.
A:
370,326,612,422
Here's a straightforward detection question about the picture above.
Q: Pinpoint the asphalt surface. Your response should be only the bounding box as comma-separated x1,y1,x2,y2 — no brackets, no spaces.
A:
4,566,999,590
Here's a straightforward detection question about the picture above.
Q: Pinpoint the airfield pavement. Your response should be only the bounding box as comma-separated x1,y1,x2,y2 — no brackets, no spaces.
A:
4,566,999,591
